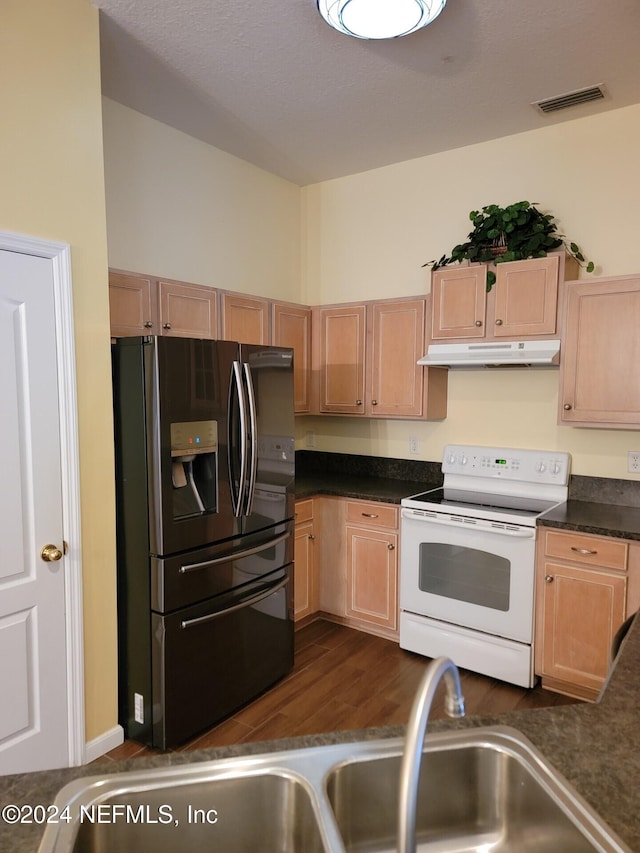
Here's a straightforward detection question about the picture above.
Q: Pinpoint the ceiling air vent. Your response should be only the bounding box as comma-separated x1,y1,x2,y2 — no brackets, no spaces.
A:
533,85,606,114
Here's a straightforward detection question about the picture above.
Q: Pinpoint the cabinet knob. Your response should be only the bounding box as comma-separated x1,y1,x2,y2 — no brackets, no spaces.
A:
371,400,378,406
545,575,554,583
563,403,572,411
474,320,483,327
356,400,362,406
308,534,315,541
387,543,395,551
163,323,172,330
495,318,503,326
143,321,153,328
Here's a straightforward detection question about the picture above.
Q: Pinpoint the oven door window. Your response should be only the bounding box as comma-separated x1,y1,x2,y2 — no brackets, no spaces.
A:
418,543,510,611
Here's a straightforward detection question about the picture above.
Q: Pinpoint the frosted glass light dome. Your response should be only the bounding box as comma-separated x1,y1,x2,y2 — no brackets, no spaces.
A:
317,0,447,40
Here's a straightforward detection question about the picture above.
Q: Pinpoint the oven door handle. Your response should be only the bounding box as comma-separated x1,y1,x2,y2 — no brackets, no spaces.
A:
401,509,536,538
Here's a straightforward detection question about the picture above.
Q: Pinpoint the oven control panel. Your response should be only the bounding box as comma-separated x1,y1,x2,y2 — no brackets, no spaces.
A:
442,445,571,485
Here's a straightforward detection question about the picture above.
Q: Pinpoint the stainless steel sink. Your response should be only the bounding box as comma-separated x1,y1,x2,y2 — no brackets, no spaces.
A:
325,727,626,852
39,726,630,852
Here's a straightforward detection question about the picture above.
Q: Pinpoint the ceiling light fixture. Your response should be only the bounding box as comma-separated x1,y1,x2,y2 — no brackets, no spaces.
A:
317,0,447,40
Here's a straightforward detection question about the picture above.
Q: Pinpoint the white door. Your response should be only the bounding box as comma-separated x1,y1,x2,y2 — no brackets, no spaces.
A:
0,244,78,774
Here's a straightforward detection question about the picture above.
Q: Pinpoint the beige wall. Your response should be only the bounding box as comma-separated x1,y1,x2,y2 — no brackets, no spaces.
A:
300,105,640,479
102,99,302,302
0,0,117,741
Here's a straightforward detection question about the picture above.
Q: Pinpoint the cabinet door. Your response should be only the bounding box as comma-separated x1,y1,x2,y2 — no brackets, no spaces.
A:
345,525,397,630
158,280,218,339
493,255,559,337
109,271,158,336
368,300,426,417
273,303,311,413
431,266,487,340
560,277,640,427
221,293,270,344
294,520,316,621
319,305,366,414
539,562,626,694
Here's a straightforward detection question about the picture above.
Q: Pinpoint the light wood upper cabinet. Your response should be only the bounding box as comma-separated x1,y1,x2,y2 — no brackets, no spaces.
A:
272,303,312,413
109,271,218,339
535,528,628,700
221,293,270,345
431,253,576,342
316,298,447,420
431,265,487,340
158,279,218,338
318,304,367,414
559,275,640,428
369,300,432,418
493,255,560,337
109,271,158,336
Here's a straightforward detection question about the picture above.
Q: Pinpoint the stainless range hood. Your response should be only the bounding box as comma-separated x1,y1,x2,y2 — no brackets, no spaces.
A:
418,340,561,369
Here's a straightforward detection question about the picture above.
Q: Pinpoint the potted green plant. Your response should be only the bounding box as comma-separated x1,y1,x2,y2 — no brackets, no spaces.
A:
424,201,594,290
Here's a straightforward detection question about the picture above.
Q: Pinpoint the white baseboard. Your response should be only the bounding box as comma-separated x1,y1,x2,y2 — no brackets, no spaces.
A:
83,725,124,765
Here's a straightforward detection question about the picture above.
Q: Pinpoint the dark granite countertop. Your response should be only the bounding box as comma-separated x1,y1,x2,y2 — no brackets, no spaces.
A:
295,472,432,504
539,499,640,541
3,616,640,851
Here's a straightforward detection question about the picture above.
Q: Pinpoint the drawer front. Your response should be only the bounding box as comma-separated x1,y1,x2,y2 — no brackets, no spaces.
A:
544,530,628,572
295,499,314,524
346,500,398,530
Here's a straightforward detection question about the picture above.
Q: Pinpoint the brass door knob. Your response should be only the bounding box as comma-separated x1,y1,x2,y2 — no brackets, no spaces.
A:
41,544,63,562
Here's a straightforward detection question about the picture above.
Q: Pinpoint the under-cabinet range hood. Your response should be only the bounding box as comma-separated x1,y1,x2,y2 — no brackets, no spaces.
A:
418,340,561,369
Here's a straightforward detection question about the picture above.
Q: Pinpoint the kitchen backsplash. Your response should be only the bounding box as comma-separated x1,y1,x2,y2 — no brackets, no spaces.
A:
296,451,640,508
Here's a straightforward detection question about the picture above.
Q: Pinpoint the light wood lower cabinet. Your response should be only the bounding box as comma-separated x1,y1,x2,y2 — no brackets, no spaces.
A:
535,528,631,700
294,499,316,623
311,497,399,640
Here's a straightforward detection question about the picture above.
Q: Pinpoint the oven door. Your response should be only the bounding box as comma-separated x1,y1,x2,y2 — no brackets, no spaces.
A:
400,508,536,643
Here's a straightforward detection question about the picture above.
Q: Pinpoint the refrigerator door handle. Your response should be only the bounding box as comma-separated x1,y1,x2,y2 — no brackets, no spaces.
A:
180,576,289,629
230,360,248,518
243,362,258,516
178,531,290,573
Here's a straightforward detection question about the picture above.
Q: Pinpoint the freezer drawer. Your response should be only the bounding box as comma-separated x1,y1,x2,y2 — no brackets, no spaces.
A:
151,522,293,613
151,565,294,749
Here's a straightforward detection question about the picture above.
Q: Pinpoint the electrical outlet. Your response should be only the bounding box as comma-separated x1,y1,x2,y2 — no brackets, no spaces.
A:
409,436,420,454
134,692,144,724
628,451,640,473
305,430,316,448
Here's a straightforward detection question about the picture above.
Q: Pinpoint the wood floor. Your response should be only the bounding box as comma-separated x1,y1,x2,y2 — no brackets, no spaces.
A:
96,618,579,764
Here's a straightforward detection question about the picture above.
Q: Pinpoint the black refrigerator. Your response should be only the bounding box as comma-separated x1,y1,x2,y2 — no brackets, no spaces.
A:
112,335,295,749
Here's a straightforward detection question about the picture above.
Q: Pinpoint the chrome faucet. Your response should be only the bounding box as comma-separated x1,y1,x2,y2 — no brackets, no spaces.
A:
397,657,465,853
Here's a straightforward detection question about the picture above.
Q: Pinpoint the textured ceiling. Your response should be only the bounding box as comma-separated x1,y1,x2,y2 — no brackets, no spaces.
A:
96,0,640,185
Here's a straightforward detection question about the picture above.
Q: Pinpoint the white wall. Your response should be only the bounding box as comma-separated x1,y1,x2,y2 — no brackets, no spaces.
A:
102,98,302,302
300,105,640,479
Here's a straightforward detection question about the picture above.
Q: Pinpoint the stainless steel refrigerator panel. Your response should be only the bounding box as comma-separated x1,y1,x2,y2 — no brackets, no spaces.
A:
144,336,241,556
151,565,293,749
